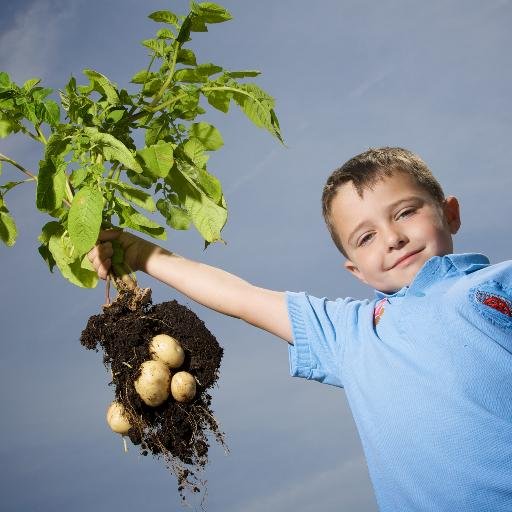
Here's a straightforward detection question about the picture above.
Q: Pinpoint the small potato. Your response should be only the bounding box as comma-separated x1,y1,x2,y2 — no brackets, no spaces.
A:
106,401,132,435
150,334,185,369
171,371,197,403
134,360,172,407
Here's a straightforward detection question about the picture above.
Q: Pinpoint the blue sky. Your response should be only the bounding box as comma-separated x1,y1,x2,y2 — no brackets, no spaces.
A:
1,1,511,511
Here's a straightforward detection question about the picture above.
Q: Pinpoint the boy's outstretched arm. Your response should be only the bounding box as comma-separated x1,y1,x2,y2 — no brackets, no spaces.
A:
88,230,293,343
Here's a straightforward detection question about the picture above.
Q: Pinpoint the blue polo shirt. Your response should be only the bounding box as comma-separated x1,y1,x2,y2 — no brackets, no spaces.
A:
287,253,512,511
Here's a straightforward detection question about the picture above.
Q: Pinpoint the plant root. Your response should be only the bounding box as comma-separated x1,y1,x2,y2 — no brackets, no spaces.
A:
80,286,225,502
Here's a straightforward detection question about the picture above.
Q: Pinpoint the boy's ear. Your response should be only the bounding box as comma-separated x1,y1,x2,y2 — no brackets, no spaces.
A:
443,196,461,234
344,259,368,285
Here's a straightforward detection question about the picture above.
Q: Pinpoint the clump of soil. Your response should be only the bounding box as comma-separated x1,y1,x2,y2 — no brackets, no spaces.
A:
80,288,225,499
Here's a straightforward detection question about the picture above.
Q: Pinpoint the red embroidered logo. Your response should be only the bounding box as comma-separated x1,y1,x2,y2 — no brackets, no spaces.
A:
476,291,512,317
374,298,387,326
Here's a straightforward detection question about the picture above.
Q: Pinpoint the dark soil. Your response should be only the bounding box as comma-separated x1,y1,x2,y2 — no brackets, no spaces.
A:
80,288,225,500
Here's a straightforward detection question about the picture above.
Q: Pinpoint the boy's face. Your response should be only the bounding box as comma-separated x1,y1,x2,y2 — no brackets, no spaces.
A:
330,171,461,293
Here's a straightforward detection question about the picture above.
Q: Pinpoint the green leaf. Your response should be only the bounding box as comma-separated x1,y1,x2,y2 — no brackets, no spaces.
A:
45,129,73,159
110,181,156,212
23,78,41,91
157,28,175,39
83,69,120,104
232,83,275,129
68,186,104,256
82,127,142,172
114,197,166,240
191,2,232,23
176,16,192,43
188,122,223,150
173,68,208,84
166,162,227,242
32,87,53,101
136,142,174,178
69,167,88,188
197,167,223,203
0,180,25,193
127,169,155,189
177,49,197,66
203,87,231,113
196,63,223,77
38,221,61,244
47,224,98,287
0,209,17,246
48,224,75,264
131,70,156,84
106,108,126,123
206,82,283,142
173,86,201,119
0,71,11,92
142,38,168,57
148,10,179,26
38,243,56,272
156,198,191,230
142,77,164,96
66,256,99,288
190,16,208,33
144,115,173,146
225,70,261,78
36,157,67,212
0,119,13,138
183,138,209,168
36,100,60,127
37,222,60,271
21,101,38,124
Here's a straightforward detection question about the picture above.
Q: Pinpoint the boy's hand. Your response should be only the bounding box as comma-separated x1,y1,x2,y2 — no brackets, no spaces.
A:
88,230,157,279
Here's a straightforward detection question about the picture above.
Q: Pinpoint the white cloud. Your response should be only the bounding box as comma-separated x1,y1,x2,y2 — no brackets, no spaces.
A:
0,0,77,82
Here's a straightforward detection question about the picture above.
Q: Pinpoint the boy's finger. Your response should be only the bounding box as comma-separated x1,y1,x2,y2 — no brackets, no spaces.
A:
98,242,114,259
87,245,99,263
97,229,122,243
98,259,111,280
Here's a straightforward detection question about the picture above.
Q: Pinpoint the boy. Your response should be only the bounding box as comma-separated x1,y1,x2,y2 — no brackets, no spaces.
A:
89,147,512,511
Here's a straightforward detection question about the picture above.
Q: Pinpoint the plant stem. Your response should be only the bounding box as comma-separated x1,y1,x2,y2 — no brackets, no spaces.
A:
0,153,37,180
125,45,182,125
148,92,188,114
0,152,73,207
65,177,74,203
35,125,47,144
129,55,156,116
150,41,180,108
18,125,41,143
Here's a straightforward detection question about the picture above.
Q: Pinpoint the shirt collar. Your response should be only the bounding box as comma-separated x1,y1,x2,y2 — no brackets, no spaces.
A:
374,253,490,300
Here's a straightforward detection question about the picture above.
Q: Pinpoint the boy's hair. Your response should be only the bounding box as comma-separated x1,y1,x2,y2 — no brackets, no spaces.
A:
322,147,445,256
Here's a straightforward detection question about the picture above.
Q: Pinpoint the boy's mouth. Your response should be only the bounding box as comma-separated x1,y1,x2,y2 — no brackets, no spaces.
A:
389,249,423,269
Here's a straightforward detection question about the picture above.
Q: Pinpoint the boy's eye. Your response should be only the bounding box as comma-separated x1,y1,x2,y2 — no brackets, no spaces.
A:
358,233,374,246
397,208,416,219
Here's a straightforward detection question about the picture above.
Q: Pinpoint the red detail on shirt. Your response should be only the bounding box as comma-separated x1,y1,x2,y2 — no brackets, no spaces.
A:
482,296,512,317
374,298,387,326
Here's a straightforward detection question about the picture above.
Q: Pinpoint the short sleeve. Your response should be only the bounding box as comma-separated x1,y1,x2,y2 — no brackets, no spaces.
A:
286,291,358,388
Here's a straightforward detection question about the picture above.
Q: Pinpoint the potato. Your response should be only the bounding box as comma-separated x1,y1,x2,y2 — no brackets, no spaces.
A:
134,360,172,407
106,401,132,435
149,334,185,368
171,371,197,403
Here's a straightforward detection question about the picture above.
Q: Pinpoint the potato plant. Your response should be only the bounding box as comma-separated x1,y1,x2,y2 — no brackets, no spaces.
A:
0,1,282,503
0,1,282,288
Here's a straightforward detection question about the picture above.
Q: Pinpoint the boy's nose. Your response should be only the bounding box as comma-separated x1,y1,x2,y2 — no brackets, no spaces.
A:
386,229,408,250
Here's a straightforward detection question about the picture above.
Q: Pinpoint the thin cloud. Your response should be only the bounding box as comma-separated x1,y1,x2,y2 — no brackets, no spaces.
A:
237,457,377,512
0,0,76,81
348,68,393,99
